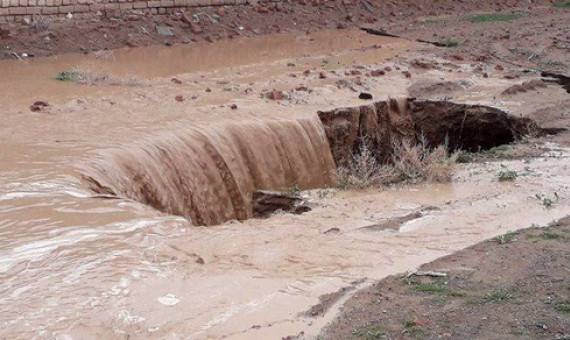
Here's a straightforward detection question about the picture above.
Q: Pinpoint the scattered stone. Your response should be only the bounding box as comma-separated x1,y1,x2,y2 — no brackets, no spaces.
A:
181,13,192,24
411,59,436,69
190,22,203,34
205,87,212,92
495,64,505,71
503,74,519,79
402,71,412,78
230,103,238,110
265,90,284,100
370,69,385,77
295,86,312,92
384,66,393,72
303,70,311,76
157,294,180,306
171,77,182,84
30,101,50,112
0,26,11,39
175,95,184,102
156,26,174,37
195,256,205,264
337,22,347,29
252,190,311,218
323,227,341,234
319,72,327,79
358,92,373,100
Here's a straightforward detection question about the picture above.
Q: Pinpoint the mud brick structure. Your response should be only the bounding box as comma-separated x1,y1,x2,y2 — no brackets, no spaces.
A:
0,0,260,22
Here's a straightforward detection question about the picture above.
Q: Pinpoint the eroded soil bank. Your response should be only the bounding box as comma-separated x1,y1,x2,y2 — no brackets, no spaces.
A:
321,216,570,339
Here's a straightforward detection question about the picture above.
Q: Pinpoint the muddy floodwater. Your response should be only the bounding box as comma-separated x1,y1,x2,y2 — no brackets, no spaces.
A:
1,29,569,339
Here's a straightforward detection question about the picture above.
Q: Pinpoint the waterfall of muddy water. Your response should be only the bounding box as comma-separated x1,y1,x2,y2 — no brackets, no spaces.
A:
83,118,336,225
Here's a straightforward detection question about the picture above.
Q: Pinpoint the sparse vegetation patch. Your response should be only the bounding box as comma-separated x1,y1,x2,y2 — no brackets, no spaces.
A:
54,68,147,86
336,138,458,189
553,2,570,8
466,13,522,22
498,170,517,182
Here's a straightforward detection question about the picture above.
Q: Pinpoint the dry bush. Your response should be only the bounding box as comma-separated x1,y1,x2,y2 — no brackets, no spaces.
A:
391,137,458,183
336,137,458,189
336,139,396,189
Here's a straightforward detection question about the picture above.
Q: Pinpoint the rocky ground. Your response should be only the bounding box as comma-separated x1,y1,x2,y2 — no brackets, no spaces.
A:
0,0,565,60
322,216,570,339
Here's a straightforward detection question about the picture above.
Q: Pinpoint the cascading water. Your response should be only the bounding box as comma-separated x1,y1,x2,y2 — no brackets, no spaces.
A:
82,117,336,226
81,98,539,226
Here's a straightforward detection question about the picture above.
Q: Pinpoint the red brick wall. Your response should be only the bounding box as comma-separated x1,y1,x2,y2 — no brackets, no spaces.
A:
0,0,249,21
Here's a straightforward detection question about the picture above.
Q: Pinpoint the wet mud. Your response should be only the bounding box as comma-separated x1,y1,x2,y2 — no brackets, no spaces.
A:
0,22,569,340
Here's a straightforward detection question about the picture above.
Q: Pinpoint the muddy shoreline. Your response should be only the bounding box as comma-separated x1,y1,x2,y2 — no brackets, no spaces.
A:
0,0,559,60
321,216,570,339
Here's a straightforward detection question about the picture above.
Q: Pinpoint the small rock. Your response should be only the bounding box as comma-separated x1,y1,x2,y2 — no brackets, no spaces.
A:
303,70,311,76
175,95,184,102
230,103,238,110
181,13,193,24
370,69,385,77
171,77,182,84
319,72,327,79
266,90,284,100
495,64,505,71
157,294,180,306
323,227,340,234
30,101,50,112
337,22,347,29
359,92,373,100
0,27,10,39
190,22,203,34
156,25,174,37
205,87,212,92
402,71,412,78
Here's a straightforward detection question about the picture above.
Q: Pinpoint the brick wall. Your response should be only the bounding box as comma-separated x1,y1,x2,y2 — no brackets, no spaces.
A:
0,0,249,22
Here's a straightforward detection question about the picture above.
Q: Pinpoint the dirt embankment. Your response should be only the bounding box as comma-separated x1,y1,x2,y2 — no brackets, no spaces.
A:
0,0,556,59
322,216,570,339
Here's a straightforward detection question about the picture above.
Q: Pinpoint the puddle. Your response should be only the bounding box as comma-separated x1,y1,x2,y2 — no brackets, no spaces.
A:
0,29,403,110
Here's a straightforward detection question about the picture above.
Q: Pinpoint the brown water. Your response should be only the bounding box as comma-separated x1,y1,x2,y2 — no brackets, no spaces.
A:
83,118,335,225
1,28,569,339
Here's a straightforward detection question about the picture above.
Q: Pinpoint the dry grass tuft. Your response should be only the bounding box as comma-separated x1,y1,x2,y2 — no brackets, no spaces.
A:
336,137,458,189
336,140,395,189
391,138,458,183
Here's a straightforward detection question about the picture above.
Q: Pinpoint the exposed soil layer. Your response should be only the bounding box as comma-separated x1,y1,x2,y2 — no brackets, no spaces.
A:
323,216,570,339
318,99,538,166
0,0,555,59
